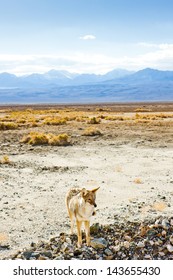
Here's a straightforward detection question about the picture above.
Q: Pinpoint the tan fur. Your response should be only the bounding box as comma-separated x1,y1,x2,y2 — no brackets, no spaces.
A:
65,187,99,247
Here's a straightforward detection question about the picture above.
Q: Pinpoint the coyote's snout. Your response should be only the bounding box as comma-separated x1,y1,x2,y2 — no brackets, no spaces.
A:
65,187,100,247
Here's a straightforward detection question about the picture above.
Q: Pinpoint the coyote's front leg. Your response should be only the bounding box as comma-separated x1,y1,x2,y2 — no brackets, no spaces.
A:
84,221,90,246
76,220,82,247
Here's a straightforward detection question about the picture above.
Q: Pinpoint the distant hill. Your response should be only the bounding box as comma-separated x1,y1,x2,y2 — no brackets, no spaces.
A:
0,68,173,103
0,69,133,88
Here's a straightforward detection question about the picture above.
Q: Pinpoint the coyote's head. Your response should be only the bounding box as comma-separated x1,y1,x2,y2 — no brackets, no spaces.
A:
81,187,100,207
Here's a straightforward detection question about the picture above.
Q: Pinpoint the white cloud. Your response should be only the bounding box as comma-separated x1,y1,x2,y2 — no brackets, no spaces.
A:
79,35,96,40
137,42,158,48
1,43,173,75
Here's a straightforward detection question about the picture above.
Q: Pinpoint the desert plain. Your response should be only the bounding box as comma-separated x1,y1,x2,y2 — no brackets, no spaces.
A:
0,102,173,259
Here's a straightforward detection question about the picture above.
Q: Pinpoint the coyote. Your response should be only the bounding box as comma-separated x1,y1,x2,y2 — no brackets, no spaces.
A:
65,187,100,247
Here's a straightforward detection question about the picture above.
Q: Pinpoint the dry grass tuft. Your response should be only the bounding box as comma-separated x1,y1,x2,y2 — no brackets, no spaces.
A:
48,133,70,146
87,117,101,124
0,155,11,164
82,127,102,136
20,132,70,146
105,115,130,121
134,178,143,184
43,118,67,126
0,122,18,130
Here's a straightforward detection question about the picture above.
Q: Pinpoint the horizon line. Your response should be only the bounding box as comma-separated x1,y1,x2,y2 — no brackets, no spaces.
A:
0,67,172,77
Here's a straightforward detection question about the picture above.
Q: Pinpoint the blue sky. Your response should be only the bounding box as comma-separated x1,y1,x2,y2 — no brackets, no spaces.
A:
0,0,173,75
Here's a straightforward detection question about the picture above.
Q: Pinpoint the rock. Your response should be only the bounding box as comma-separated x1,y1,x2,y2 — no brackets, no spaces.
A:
170,236,173,245
162,219,170,230
144,255,152,259
4,216,173,260
167,244,173,253
65,237,72,244
104,248,113,256
112,245,121,252
90,238,108,249
22,251,34,260
147,229,157,237
42,251,53,258
61,243,74,253
74,249,82,256
31,252,40,259
162,230,167,236
123,241,130,249
137,241,145,248
90,223,100,234
38,255,49,260
124,235,131,242
105,255,114,260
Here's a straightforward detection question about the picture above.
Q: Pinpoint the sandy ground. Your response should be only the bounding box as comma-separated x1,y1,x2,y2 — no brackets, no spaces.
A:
0,103,173,259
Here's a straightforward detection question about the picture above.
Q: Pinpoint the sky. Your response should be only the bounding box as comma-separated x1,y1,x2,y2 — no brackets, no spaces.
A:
0,0,173,75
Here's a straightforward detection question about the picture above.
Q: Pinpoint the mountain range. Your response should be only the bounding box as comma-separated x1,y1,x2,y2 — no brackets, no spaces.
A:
0,68,173,103
0,68,133,88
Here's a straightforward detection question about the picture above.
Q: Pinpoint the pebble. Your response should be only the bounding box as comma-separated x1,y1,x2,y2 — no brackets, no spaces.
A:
137,241,145,248
4,217,173,260
167,244,173,253
124,235,131,242
104,249,113,256
90,238,108,249
170,236,173,245
162,219,170,230
123,241,130,249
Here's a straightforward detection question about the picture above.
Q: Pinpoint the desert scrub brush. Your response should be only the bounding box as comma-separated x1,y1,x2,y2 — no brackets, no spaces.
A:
87,117,101,124
0,155,11,164
0,122,18,130
20,132,70,146
82,127,102,136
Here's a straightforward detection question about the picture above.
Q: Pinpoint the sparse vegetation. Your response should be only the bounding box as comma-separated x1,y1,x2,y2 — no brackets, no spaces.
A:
20,132,70,146
43,117,67,125
105,115,131,121
87,117,101,124
134,178,143,184
0,155,11,164
0,122,18,130
82,127,102,136
0,107,172,133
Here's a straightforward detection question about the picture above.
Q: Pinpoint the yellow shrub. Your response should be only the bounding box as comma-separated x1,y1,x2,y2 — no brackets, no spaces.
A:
105,115,126,121
0,122,18,130
0,155,11,164
20,132,70,146
21,132,48,145
48,133,70,146
134,178,143,184
82,127,102,136
43,118,67,125
87,117,101,124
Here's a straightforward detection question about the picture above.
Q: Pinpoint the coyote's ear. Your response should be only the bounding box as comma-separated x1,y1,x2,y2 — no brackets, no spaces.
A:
91,187,100,193
81,188,88,197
